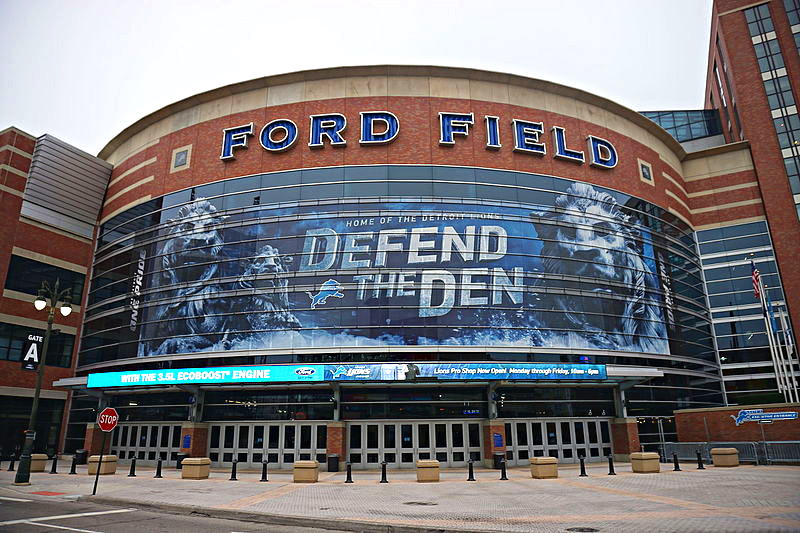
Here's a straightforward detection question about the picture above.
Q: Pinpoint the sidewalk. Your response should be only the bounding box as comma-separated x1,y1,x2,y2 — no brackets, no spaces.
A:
1,461,799,532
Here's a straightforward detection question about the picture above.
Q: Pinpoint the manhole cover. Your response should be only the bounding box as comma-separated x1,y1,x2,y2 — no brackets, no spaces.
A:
565,528,599,532
402,501,438,506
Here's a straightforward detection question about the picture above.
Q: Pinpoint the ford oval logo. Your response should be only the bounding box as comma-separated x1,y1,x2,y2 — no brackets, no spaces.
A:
295,367,315,376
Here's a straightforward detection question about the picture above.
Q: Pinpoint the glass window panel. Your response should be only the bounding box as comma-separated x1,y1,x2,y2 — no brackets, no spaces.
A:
384,424,396,448
268,426,279,448
349,425,361,449
434,424,447,448
317,426,327,449
300,425,312,449
284,426,295,448
560,422,572,445
367,425,379,448
402,424,414,448
468,423,480,448
418,424,430,448
452,424,464,448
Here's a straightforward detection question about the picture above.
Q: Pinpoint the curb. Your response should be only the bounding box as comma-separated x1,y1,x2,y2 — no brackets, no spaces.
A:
80,495,492,533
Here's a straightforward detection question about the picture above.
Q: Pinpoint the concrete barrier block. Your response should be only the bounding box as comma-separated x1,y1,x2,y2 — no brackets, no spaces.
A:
293,460,319,483
416,459,440,482
88,455,118,475
181,457,211,479
30,454,49,473
529,456,558,479
630,452,660,473
711,447,740,467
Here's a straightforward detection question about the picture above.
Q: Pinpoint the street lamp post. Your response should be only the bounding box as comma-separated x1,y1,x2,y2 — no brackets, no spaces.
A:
14,279,72,486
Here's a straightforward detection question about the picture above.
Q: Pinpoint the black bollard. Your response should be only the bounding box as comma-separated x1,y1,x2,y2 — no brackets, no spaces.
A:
696,450,705,470
49,454,58,474
229,459,238,481
345,461,353,483
154,458,163,478
260,460,268,482
128,457,137,477
7,456,15,472
379,461,388,483
499,458,508,480
672,452,681,472
69,455,77,475
579,454,588,477
467,459,476,481
607,454,616,475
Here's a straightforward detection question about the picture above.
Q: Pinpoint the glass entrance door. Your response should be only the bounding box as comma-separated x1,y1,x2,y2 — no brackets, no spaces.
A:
111,423,182,465
207,421,327,469
505,418,612,465
348,420,481,469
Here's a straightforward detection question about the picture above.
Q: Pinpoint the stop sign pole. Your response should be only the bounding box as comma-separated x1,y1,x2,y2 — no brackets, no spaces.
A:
92,407,118,496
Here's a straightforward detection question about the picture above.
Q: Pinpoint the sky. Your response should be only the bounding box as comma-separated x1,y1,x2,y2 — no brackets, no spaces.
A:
0,0,713,156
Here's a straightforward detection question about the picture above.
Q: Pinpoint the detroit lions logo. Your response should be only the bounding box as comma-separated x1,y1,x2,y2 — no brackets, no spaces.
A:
306,279,344,309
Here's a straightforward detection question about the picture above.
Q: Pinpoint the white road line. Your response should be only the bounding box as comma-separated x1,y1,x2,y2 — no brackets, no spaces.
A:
19,522,102,533
0,508,135,526
0,496,33,502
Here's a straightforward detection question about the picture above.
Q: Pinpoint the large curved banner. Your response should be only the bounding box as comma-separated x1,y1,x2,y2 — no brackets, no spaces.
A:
128,183,674,357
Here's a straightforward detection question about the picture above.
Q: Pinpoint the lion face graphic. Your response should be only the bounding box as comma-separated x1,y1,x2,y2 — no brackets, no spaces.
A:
235,244,301,331
138,201,301,356
531,183,668,353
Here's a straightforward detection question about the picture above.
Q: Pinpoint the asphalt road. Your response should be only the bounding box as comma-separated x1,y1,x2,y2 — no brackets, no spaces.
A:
0,496,349,533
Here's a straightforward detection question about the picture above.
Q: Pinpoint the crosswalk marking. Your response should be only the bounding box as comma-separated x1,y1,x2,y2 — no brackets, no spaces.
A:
0,508,135,526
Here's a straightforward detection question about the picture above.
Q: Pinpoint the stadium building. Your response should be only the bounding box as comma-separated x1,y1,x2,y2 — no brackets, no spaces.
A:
1,0,797,469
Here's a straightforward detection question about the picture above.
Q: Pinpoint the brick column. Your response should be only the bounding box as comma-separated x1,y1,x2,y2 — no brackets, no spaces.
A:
610,417,640,462
83,424,111,455
481,419,507,468
326,421,346,461
179,423,209,457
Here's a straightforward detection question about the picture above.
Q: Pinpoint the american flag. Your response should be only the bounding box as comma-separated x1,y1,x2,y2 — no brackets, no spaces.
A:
751,261,761,300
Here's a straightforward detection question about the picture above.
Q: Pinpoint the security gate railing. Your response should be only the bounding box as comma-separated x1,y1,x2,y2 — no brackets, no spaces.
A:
661,441,800,465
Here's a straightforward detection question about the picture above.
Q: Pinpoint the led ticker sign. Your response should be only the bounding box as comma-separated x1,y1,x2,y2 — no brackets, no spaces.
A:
87,362,606,388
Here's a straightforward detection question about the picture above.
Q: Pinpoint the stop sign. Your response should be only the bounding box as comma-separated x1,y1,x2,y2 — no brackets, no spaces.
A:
97,407,119,432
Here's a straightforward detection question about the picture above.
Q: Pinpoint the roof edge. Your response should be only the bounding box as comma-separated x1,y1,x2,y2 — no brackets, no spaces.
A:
98,65,687,162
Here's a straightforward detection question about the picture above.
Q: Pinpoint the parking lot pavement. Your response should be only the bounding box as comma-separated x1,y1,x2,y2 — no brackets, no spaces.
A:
0,462,799,532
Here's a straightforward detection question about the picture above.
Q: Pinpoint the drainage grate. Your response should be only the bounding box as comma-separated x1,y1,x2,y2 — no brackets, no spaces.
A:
402,501,438,506
565,528,599,532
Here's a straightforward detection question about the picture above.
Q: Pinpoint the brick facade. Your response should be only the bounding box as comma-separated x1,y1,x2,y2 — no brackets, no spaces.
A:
705,0,800,340
675,403,800,442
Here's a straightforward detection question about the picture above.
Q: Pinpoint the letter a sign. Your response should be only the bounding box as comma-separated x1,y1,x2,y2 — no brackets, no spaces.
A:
21,335,44,371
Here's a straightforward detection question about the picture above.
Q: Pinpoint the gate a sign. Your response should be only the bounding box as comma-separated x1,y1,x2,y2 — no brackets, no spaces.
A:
97,407,119,432
21,334,44,371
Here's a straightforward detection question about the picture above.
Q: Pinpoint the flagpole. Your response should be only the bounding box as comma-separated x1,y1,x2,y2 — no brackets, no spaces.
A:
759,277,789,401
779,307,799,402
766,290,794,402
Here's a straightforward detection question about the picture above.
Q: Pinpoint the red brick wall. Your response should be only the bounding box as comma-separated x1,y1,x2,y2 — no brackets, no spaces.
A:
83,424,112,455
101,97,687,228
675,404,800,442
707,0,800,341
179,424,209,457
326,423,346,458
0,127,96,455
610,418,640,457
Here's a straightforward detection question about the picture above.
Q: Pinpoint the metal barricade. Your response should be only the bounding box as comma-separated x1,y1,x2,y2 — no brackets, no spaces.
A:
662,442,711,462
661,441,800,465
764,441,800,464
